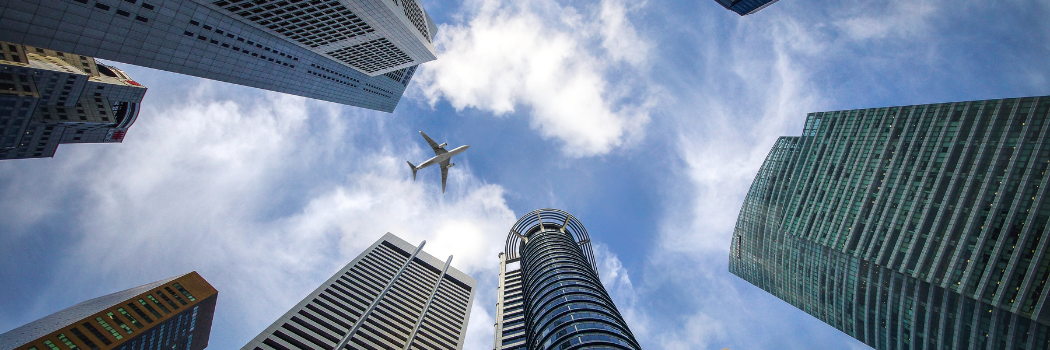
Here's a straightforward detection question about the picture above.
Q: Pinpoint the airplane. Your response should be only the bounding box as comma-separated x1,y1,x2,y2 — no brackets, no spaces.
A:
407,131,470,193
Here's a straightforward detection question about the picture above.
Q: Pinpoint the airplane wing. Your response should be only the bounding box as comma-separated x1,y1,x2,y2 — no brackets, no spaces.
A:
420,131,448,155
440,159,450,193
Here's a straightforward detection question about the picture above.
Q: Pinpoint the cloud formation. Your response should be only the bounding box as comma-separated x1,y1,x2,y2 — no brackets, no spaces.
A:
415,0,653,157
0,80,516,348
833,0,938,41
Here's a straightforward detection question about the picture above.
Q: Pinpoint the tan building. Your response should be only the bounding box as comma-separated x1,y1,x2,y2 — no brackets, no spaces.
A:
0,272,217,350
0,41,146,160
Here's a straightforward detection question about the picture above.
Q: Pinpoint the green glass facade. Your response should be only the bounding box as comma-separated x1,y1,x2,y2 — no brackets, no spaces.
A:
730,96,1050,349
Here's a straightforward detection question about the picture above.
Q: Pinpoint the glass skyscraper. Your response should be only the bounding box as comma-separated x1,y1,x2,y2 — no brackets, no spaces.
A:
493,209,641,350
730,96,1050,349
0,272,217,350
0,0,438,112
242,233,476,350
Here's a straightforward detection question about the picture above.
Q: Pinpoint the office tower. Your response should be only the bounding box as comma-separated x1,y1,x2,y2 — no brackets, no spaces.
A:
0,41,145,160
730,96,1050,349
242,233,476,350
0,0,438,112
0,272,217,350
494,209,641,350
714,0,780,16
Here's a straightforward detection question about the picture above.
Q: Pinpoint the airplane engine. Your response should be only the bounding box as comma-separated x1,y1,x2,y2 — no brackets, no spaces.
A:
438,143,447,148
448,163,455,167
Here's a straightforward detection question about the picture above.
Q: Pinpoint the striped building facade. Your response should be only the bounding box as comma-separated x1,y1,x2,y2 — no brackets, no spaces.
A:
494,209,640,350
730,96,1050,349
242,233,476,350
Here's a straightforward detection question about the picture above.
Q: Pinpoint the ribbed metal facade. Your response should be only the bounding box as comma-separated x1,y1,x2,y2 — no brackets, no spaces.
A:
730,96,1050,349
494,209,640,350
242,233,476,350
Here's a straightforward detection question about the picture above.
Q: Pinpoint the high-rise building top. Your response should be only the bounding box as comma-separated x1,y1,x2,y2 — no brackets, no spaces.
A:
730,96,1050,349
242,232,476,350
0,0,438,112
713,0,781,16
494,209,641,350
0,271,217,350
0,41,145,160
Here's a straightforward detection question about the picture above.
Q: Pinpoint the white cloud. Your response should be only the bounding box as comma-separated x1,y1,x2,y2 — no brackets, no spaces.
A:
658,313,727,350
599,0,651,67
628,9,866,350
0,79,516,348
666,15,824,255
415,0,653,157
833,0,938,41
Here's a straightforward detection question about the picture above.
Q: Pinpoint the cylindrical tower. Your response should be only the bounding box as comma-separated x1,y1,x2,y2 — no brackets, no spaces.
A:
504,209,640,350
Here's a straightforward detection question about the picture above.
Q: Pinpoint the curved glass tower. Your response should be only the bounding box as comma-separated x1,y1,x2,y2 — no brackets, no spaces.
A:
493,209,640,350
731,96,1050,349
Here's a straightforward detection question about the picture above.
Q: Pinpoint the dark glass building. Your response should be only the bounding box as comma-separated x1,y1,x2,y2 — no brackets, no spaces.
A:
714,0,781,16
493,209,640,350
0,272,217,350
730,96,1050,349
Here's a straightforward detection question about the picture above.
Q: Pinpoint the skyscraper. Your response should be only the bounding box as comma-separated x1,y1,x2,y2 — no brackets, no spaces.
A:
494,209,641,350
0,272,217,350
730,96,1050,349
242,232,476,350
713,0,780,16
0,0,438,112
1,41,145,160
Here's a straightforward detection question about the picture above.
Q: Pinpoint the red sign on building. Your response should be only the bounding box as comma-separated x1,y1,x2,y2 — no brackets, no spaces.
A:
110,130,126,141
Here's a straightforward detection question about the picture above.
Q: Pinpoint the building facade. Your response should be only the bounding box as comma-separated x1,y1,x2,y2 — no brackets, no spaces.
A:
0,272,217,350
494,209,641,350
242,232,476,350
713,0,780,16
1,41,145,160
0,0,438,112
730,96,1050,349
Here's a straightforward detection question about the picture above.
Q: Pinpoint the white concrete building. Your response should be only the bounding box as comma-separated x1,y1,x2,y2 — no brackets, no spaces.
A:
242,233,476,350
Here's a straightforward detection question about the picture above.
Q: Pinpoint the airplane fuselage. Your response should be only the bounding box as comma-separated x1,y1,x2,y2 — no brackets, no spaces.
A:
415,145,469,169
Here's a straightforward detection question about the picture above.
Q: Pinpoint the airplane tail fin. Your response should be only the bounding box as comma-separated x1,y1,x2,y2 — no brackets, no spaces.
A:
406,161,417,180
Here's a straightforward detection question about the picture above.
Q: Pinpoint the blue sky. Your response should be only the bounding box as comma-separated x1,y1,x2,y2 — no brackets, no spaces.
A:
1,0,1048,349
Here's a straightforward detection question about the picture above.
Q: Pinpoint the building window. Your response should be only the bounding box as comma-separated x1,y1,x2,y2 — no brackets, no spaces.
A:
96,316,125,339
173,283,196,301
137,299,163,318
